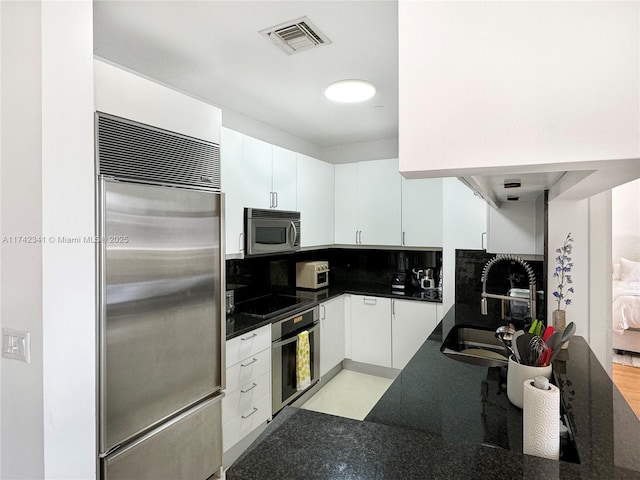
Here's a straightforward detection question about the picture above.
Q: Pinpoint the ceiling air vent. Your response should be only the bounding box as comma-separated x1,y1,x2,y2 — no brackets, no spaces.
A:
260,16,331,55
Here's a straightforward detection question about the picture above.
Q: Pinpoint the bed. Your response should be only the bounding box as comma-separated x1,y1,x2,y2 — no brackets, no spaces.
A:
612,258,640,354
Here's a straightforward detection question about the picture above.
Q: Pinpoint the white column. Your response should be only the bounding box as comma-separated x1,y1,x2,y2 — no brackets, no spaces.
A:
41,1,96,479
0,2,45,478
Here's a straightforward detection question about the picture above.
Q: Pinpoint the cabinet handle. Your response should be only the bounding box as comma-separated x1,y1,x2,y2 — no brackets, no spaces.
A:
274,191,278,208
363,297,377,306
241,407,258,419
241,358,258,367
241,382,258,394
481,231,487,250
402,231,406,246
239,232,244,253
321,304,326,321
392,300,395,315
240,333,257,341
269,192,274,208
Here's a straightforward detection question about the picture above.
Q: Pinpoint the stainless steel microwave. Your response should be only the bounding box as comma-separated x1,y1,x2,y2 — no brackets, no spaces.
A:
244,208,301,257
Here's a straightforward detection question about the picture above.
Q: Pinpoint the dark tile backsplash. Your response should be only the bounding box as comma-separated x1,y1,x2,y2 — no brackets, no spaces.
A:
455,249,545,327
226,248,442,302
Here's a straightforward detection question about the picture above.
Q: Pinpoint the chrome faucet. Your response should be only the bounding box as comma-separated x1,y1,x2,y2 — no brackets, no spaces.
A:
480,254,537,321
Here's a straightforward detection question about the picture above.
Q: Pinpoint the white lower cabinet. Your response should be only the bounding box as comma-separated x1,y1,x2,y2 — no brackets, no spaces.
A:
222,325,271,453
350,295,392,368
391,299,438,369
319,296,346,377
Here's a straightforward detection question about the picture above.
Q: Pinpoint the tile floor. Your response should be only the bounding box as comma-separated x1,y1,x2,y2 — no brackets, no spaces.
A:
300,369,394,420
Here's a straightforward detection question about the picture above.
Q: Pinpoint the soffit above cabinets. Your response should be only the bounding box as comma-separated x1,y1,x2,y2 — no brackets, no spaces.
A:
460,172,565,208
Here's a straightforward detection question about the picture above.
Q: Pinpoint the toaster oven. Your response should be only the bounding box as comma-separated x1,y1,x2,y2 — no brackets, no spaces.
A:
296,261,329,290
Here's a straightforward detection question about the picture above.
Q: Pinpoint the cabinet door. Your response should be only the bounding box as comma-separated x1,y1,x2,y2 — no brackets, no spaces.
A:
296,153,335,247
392,300,437,369
358,159,401,246
486,201,537,255
272,145,297,211
334,163,359,245
401,177,443,247
319,296,346,377
442,178,488,312
242,135,273,209
221,128,246,256
350,295,391,368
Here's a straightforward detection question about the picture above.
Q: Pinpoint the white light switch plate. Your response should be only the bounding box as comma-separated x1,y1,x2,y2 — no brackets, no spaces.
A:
2,328,30,363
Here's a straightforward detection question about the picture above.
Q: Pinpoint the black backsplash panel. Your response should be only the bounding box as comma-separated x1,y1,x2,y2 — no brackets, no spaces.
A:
455,249,546,327
226,248,442,302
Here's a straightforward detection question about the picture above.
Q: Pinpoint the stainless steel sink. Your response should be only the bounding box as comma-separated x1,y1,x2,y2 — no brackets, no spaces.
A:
440,325,509,367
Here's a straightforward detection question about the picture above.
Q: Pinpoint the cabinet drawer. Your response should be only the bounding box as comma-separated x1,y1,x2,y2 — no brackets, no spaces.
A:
223,394,271,452
226,348,271,393
222,371,270,424
226,325,271,367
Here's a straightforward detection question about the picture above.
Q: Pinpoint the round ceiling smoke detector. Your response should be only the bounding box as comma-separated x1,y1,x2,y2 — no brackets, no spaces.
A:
324,79,376,103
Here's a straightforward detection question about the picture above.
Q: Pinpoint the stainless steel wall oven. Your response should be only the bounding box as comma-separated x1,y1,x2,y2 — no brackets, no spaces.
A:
271,306,320,415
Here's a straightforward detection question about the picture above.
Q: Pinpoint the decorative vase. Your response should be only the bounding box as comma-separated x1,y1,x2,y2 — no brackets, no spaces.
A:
552,309,569,349
552,310,566,331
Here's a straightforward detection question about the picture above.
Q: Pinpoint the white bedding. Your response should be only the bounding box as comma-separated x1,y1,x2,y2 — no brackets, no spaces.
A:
613,280,640,334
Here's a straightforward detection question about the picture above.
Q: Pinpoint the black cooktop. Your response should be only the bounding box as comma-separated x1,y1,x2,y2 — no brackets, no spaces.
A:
234,294,313,320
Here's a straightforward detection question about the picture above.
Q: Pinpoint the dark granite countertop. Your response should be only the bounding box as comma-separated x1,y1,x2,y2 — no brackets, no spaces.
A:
227,304,640,479
226,283,441,340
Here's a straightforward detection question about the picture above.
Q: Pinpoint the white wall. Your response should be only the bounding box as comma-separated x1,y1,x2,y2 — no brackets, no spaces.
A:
1,2,45,478
222,106,398,165
399,1,640,178
612,179,640,263
548,194,613,370
1,2,96,479
589,191,612,373
547,199,589,339
42,2,96,479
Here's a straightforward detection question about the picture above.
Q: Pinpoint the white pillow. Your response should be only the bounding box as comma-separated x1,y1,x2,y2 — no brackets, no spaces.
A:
620,258,640,282
613,263,621,280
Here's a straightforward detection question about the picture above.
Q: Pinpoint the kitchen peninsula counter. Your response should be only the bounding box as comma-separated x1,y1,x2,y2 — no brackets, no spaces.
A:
226,305,640,479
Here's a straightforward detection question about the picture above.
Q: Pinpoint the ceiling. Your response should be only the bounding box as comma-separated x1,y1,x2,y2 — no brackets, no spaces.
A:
93,1,399,150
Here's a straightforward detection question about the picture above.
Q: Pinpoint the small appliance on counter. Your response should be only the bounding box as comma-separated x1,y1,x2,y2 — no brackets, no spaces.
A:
391,271,408,291
296,261,329,290
411,267,438,290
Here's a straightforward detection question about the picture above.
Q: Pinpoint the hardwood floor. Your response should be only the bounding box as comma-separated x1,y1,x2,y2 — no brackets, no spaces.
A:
612,363,640,418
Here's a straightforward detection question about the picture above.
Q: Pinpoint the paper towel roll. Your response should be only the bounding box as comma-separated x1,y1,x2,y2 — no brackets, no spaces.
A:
523,379,560,460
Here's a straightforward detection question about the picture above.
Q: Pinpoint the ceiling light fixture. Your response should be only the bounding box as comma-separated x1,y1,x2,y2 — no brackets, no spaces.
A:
324,79,376,103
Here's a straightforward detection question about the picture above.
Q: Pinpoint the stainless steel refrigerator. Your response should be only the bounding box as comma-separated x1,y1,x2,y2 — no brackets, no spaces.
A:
96,113,224,479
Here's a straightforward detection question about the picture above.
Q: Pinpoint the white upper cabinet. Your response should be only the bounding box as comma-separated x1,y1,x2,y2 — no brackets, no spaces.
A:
485,196,544,256
271,146,297,211
334,163,360,244
296,153,334,248
401,177,443,247
335,159,401,246
221,130,300,256
242,135,273,210
221,128,245,256
358,159,402,246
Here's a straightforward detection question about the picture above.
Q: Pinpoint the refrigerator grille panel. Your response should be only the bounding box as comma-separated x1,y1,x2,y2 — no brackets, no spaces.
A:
96,112,220,189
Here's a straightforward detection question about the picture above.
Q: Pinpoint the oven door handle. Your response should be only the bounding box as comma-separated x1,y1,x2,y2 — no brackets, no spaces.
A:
272,323,319,348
